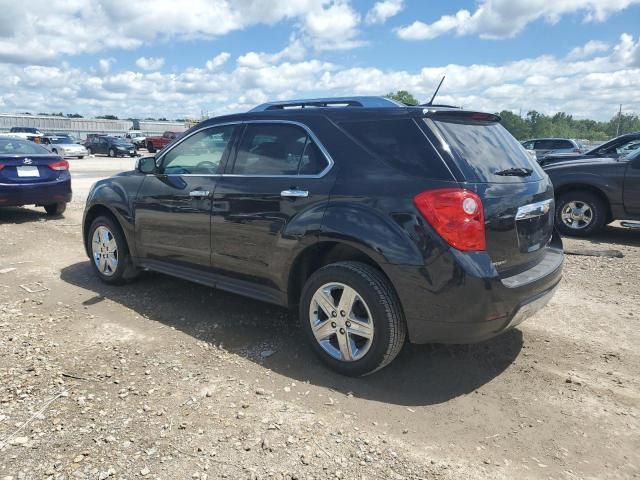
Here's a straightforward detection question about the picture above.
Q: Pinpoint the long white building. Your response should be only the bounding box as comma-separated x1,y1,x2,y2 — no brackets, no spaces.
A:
0,113,187,139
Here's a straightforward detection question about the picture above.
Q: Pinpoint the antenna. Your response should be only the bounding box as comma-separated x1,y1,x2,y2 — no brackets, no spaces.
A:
424,76,445,106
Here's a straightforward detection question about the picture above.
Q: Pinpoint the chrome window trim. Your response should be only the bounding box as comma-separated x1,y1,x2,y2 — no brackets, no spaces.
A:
156,119,334,179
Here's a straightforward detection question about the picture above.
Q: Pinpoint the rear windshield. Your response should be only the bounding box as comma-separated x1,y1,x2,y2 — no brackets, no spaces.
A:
427,118,540,183
0,138,50,154
339,118,452,180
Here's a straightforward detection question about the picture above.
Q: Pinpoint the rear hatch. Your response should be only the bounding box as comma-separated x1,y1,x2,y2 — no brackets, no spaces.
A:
0,154,67,184
423,112,555,275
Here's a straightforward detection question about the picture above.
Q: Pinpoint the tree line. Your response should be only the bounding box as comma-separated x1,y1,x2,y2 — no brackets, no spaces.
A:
385,91,639,141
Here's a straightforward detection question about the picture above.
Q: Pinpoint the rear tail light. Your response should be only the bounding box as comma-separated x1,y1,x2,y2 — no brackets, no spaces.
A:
48,160,69,171
0,164,4,171
413,188,486,251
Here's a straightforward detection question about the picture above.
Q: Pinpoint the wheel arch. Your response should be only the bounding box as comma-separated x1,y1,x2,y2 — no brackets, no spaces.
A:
287,241,395,309
83,204,132,258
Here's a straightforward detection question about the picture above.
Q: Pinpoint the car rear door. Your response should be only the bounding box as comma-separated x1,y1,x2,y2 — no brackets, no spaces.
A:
424,113,557,276
533,139,555,159
210,121,335,302
133,124,238,270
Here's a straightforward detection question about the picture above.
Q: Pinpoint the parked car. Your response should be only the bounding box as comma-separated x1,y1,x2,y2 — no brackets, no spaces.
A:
82,96,563,376
540,132,640,165
85,136,136,157
0,137,71,215
521,138,585,160
543,148,640,236
42,136,88,158
123,130,147,149
50,133,81,144
7,127,44,143
145,130,180,153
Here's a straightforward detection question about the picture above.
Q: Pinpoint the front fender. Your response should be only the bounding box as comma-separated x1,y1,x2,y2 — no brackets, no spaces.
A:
83,175,142,257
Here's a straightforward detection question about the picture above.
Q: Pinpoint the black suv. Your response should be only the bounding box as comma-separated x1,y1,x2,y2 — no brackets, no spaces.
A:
82,97,563,376
85,136,136,157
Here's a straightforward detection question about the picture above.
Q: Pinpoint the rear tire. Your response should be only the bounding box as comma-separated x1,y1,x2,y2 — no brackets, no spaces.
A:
44,202,66,216
78,156,84,159
108,148,115,158
87,215,139,284
555,190,606,237
299,261,406,376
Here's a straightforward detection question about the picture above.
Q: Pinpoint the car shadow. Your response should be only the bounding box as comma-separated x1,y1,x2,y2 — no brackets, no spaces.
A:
0,206,59,224
60,261,523,407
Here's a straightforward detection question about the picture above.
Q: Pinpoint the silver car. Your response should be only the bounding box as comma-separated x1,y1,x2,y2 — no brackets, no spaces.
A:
43,136,88,158
521,138,584,160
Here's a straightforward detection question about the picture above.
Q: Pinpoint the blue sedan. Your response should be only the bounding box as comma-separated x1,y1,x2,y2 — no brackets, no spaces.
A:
0,137,71,215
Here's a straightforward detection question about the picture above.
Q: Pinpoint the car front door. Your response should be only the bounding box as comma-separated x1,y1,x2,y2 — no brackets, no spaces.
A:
210,121,335,303
533,140,553,159
624,152,640,215
134,124,238,270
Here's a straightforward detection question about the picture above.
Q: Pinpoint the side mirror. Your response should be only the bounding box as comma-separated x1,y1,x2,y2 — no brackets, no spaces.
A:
136,156,157,174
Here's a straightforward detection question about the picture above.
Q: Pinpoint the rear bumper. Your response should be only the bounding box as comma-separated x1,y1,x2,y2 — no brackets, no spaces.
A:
0,178,72,207
385,232,563,344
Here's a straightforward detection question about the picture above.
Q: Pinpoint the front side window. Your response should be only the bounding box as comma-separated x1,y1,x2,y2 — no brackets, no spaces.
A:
162,125,236,175
231,123,327,175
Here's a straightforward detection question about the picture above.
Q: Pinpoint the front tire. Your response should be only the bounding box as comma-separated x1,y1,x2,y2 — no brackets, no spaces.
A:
108,148,115,158
146,142,156,153
87,216,138,284
44,202,66,216
299,261,406,376
556,191,606,237
87,147,93,155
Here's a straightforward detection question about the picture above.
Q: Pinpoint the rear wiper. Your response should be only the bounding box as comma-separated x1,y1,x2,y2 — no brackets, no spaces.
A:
495,167,533,177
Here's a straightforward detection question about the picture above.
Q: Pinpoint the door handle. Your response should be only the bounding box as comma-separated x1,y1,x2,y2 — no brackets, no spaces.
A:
281,189,309,198
189,190,210,198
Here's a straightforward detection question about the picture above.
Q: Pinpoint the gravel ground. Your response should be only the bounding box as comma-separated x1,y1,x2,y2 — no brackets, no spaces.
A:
0,191,638,479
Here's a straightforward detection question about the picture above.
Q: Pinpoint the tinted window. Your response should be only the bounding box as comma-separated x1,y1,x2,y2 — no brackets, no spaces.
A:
522,141,534,149
163,125,235,175
534,140,555,150
428,119,540,183
232,123,327,175
0,138,50,154
340,118,451,179
551,140,573,149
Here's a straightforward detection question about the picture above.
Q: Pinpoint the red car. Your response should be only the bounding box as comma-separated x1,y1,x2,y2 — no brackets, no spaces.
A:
145,131,181,153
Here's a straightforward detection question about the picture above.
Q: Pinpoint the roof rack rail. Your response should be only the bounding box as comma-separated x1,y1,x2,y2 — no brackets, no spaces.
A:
249,96,404,112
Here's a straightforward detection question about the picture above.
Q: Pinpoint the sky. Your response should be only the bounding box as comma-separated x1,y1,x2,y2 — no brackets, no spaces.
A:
0,0,639,121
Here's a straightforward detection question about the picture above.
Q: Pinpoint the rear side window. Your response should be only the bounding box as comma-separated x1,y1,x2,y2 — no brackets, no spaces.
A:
0,138,49,154
232,123,327,176
428,118,540,183
339,119,452,180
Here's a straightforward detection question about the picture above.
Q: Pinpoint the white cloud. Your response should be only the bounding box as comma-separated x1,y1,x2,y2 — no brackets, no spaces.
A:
365,0,404,24
396,0,640,40
302,1,364,51
135,57,165,71
206,52,231,71
567,40,610,60
0,0,364,65
0,34,638,122
98,58,115,74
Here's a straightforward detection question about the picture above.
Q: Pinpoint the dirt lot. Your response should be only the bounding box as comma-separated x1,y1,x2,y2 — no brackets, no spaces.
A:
0,171,639,479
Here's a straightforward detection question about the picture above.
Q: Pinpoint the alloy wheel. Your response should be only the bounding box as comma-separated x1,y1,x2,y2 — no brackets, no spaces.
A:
561,200,593,230
309,282,374,362
91,226,118,276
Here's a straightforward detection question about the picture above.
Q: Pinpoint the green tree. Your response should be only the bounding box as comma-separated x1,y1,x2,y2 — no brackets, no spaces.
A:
498,110,530,140
66,113,83,118
385,90,420,106
96,114,119,120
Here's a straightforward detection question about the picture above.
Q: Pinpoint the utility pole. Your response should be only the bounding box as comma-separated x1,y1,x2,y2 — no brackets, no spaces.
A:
616,104,622,136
